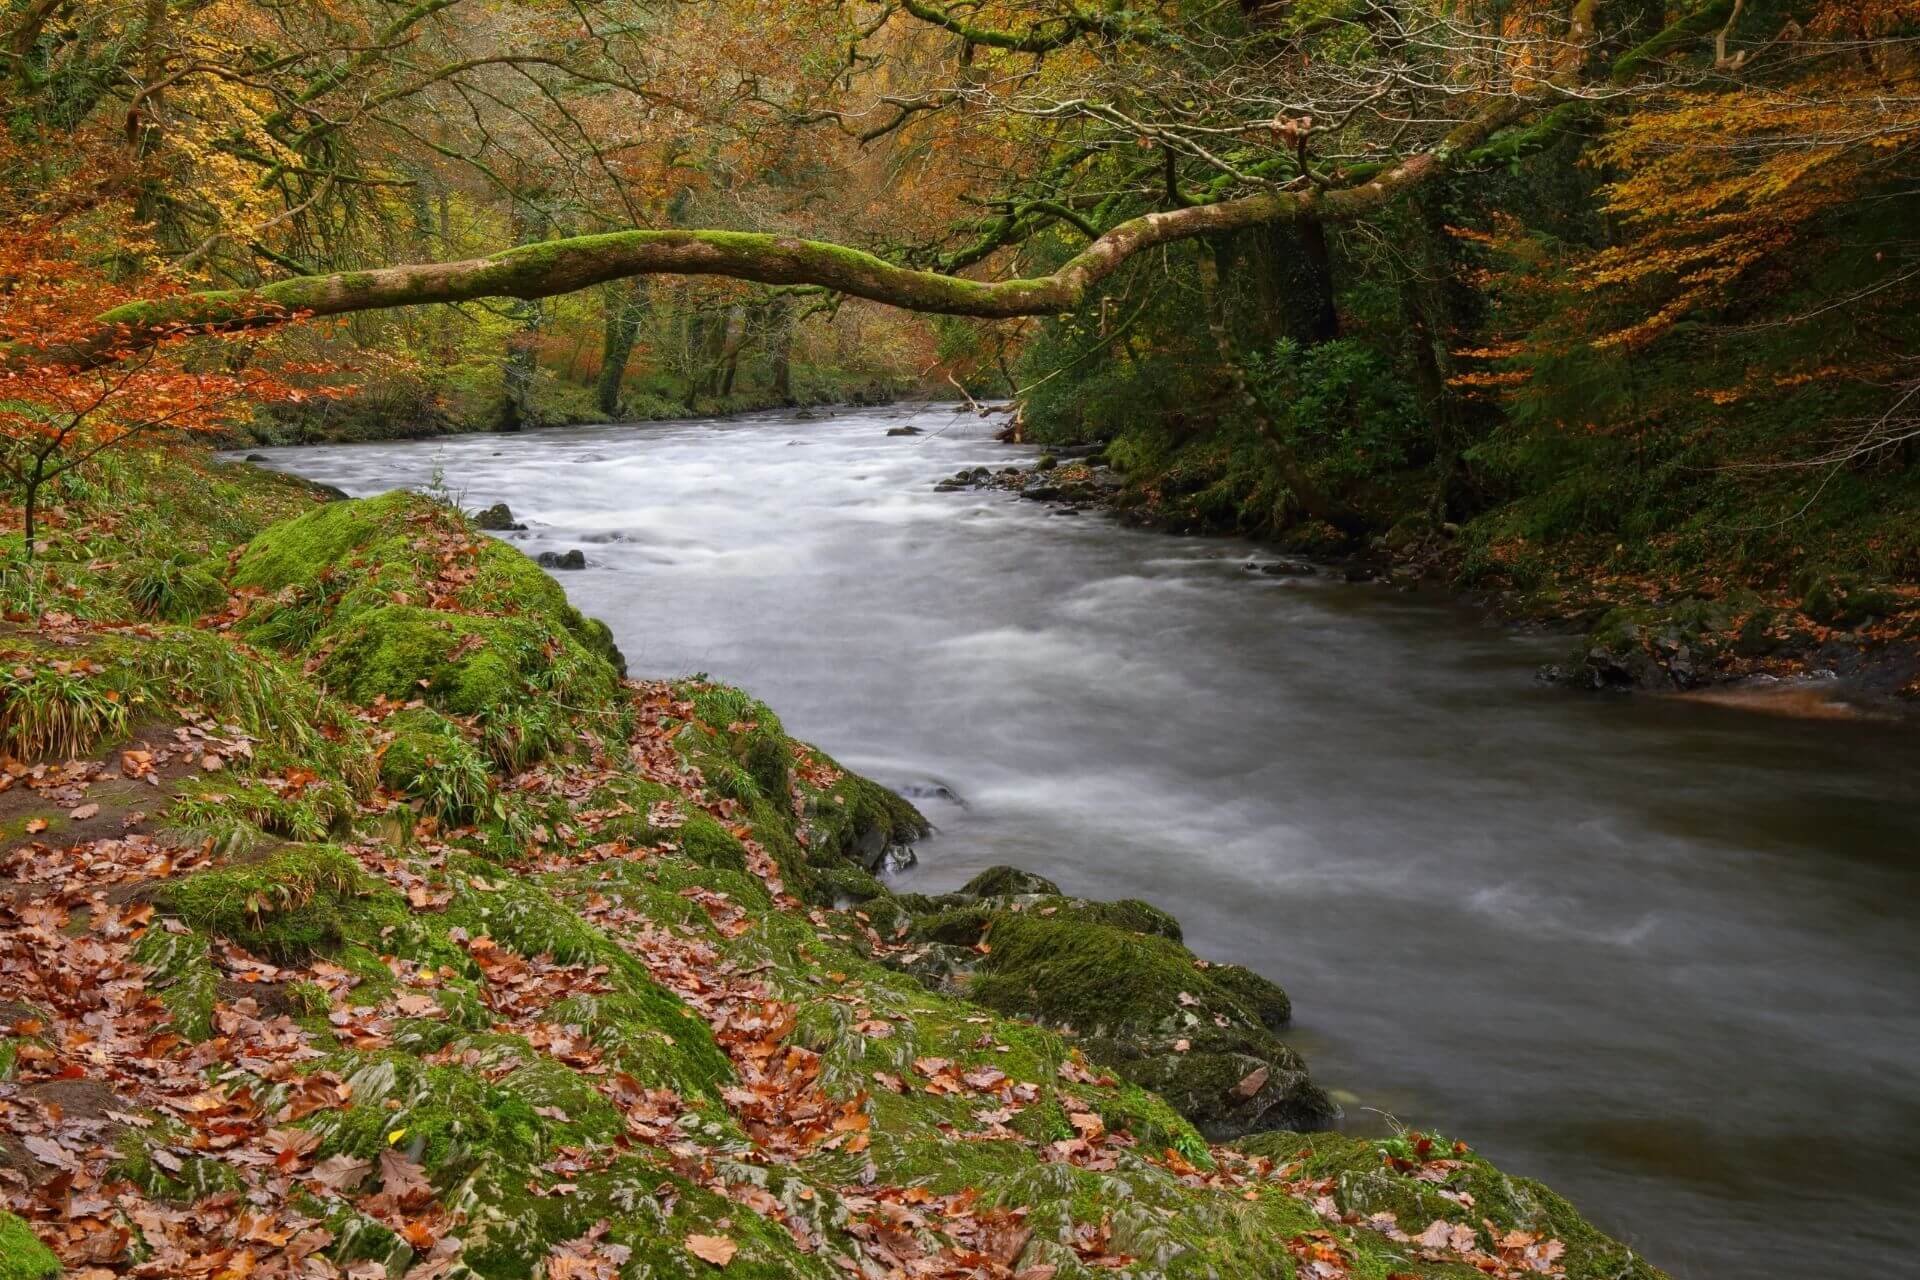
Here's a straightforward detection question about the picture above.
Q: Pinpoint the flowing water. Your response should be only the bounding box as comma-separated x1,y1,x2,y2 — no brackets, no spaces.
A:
251,403,1920,1279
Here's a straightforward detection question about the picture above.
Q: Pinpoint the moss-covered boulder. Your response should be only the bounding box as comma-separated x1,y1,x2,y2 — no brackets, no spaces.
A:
873,868,1330,1140
1238,1130,1667,1280
1795,567,1899,629
960,864,1061,897
229,492,628,763
157,843,374,960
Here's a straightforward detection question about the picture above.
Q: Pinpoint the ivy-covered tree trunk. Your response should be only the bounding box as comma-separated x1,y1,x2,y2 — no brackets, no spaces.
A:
766,299,794,402
596,279,647,417
498,192,547,432
1252,218,1339,347
694,306,732,400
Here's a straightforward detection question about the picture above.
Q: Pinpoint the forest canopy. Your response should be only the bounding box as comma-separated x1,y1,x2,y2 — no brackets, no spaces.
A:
3,0,1918,617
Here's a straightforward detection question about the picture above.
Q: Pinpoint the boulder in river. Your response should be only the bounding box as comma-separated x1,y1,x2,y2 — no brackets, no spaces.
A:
886,425,923,436
243,452,271,462
867,863,1335,1141
1245,558,1318,578
474,502,526,531
537,548,587,570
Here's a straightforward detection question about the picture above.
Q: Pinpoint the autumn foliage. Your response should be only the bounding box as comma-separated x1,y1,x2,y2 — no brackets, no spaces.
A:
0,222,325,555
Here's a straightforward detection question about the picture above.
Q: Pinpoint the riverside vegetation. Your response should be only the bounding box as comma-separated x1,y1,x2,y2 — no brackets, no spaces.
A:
0,447,1667,1280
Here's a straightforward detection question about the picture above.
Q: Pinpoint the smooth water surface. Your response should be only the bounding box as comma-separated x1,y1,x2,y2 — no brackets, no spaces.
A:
252,404,1920,1279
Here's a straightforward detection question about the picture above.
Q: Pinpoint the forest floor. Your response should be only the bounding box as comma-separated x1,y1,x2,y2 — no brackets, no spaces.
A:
0,444,1671,1280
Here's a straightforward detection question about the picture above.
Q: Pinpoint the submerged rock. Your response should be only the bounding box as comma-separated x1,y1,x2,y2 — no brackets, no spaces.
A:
537,548,587,570
885,425,923,436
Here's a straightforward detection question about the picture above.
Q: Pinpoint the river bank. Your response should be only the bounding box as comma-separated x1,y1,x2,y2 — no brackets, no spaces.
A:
947,443,1920,711
0,441,1687,1279
226,406,1920,1279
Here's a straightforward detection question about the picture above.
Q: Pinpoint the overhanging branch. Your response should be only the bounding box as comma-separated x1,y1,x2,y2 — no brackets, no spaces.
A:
42,79,1567,367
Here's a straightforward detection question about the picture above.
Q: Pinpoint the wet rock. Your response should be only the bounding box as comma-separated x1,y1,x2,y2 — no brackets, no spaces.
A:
1552,596,1773,690
1019,479,1064,501
961,865,1061,897
1245,559,1318,578
474,502,526,532
536,549,587,570
894,779,966,807
1796,568,1897,629
1035,454,1058,472
886,426,923,437
244,452,271,462
1122,1047,1331,1142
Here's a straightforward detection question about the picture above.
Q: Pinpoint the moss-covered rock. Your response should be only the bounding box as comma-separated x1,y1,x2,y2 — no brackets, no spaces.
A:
378,706,495,821
230,492,627,763
1796,567,1899,629
960,865,1061,897
875,875,1330,1141
1238,1130,1667,1280
158,843,373,960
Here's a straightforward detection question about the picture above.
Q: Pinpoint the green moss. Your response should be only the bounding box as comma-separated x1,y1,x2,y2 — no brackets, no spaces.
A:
121,553,228,621
959,865,1062,898
0,1211,60,1280
1238,1130,1666,1280
307,1052,546,1174
443,863,734,1098
168,772,354,846
379,707,495,821
1202,962,1292,1029
160,843,373,960
113,1125,245,1202
233,490,624,670
133,926,219,1041
963,913,1247,1042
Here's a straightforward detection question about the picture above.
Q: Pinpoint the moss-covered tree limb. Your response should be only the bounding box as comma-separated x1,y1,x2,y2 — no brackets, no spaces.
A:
40,0,1611,372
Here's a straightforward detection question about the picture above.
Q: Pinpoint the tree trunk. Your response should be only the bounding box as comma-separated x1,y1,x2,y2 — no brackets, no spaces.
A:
694,307,731,400
1197,239,1362,534
766,299,794,402
1252,217,1339,347
499,192,545,432
596,279,646,417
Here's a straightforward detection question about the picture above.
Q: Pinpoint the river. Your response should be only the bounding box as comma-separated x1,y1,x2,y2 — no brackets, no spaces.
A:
248,402,1920,1280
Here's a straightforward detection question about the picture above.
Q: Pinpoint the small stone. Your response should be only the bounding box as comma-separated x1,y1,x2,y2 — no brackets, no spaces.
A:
537,549,587,570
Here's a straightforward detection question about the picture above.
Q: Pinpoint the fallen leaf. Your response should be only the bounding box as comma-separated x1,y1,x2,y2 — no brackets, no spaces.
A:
686,1235,737,1267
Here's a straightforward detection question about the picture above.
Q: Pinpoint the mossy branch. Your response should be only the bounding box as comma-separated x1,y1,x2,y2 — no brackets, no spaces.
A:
33,5,1612,370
